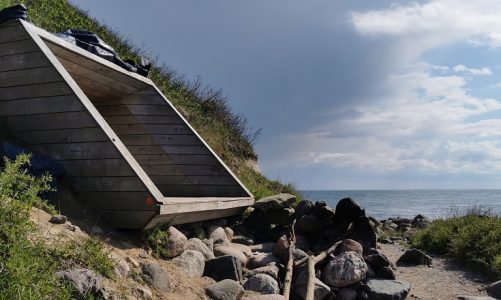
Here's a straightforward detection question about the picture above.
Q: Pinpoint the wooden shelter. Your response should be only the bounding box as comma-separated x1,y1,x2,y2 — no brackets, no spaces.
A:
0,19,254,229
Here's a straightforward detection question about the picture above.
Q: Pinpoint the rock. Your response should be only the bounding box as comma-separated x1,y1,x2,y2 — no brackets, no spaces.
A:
396,248,432,266
193,227,207,239
243,274,279,294
243,294,285,300
213,218,228,227
253,194,296,211
337,287,358,300
250,243,275,253
208,226,230,246
231,242,253,257
334,198,364,222
364,279,410,300
204,238,215,252
292,249,308,262
314,204,336,219
294,199,315,218
322,251,368,287
458,296,498,300
367,264,376,278
292,264,331,300
206,279,245,300
412,214,430,229
244,264,279,280
355,216,378,252
115,258,130,278
139,251,149,259
186,238,215,260
376,266,396,280
65,222,81,233
137,286,153,300
204,255,243,282
166,226,188,258
50,214,67,224
486,280,501,298
248,252,282,269
262,207,295,225
272,235,289,262
172,250,205,277
215,245,248,266
142,263,172,293
56,268,103,297
295,215,321,235
365,253,391,270
390,217,412,226
225,227,235,240
334,239,363,257
126,256,139,268
233,235,254,246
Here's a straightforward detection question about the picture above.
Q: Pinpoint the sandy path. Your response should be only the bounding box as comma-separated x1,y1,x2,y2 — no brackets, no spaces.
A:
380,243,490,300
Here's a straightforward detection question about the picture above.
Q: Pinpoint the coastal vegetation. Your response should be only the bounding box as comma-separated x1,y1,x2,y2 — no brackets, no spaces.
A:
412,207,501,279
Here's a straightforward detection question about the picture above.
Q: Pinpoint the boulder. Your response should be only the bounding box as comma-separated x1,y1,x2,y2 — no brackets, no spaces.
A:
244,264,279,280
364,279,410,300
336,287,358,300
376,266,396,280
215,245,248,266
486,280,501,298
272,235,290,262
292,249,308,262
295,235,310,252
355,216,378,252
365,253,391,270
166,226,188,258
233,235,254,246
396,249,432,266
253,194,296,211
142,263,172,293
334,198,364,222
295,215,321,235
204,255,243,282
334,239,363,257
50,214,67,224
294,200,315,218
114,258,130,278
250,243,275,253
243,274,279,294
243,294,285,300
231,242,253,258
262,207,295,225
206,279,245,300
172,250,205,277
248,252,282,269
292,264,331,300
225,227,235,240
322,251,368,287
56,268,103,297
137,286,153,300
390,217,412,226
412,214,430,229
185,238,215,260
208,226,230,246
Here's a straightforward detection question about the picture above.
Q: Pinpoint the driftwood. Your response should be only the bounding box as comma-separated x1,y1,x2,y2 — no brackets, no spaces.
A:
304,240,342,300
283,220,296,300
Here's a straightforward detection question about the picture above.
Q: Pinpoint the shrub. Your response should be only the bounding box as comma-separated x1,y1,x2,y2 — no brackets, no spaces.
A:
144,224,171,259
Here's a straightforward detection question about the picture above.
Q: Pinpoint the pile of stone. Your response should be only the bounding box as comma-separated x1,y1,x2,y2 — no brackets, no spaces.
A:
144,194,431,300
376,215,431,244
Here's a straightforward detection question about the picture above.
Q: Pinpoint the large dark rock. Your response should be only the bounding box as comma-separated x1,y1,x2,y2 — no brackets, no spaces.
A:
204,255,243,282
243,274,279,294
56,268,103,297
354,216,378,253
50,214,67,224
295,215,321,235
262,207,295,225
336,287,358,300
334,198,365,222
294,199,315,218
365,253,391,270
244,264,279,280
142,263,172,293
206,279,244,300
486,280,501,298
334,239,363,257
376,266,396,280
396,249,432,266
253,194,296,211
364,279,410,300
412,214,431,229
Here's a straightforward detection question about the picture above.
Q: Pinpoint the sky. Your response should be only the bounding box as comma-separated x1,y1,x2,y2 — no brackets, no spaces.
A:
70,0,501,190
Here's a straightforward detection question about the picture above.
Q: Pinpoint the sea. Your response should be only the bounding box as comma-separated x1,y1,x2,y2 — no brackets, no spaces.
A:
299,190,501,220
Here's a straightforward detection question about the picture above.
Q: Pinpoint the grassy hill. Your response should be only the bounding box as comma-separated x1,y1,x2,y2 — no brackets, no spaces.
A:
0,0,297,199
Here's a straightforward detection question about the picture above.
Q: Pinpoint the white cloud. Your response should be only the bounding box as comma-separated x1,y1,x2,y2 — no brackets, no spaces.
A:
291,64,501,174
452,64,492,76
351,0,501,53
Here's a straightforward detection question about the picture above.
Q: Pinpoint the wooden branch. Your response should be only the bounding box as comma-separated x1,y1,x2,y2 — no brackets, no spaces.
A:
283,220,296,300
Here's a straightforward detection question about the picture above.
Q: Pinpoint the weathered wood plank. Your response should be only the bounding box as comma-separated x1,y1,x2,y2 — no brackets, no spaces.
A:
98,210,157,229
7,111,94,131
134,154,218,165
58,159,134,177
0,82,72,100
17,127,107,144
108,124,190,135
126,145,210,155
45,40,148,90
0,67,62,87
79,191,157,211
120,134,201,146
0,51,51,72
157,185,247,197
105,115,185,125
143,165,229,176
0,95,83,116
151,175,237,185
29,142,120,160
0,39,39,57
66,176,146,192
98,93,166,106
97,104,177,116
0,24,29,43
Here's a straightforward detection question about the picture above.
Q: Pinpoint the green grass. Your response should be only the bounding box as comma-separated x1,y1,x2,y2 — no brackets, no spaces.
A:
0,0,297,199
411,210,501,279
144,223,172,259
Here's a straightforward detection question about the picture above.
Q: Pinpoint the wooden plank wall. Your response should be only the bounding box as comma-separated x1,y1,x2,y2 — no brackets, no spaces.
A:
92,88,249,197
0,22,156,226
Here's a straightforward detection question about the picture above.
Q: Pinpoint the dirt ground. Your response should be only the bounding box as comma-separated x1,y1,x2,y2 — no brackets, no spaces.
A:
381,243,490,300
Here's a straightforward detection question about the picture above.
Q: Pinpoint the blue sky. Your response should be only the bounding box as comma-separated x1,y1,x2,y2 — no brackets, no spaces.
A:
70,0,501,189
